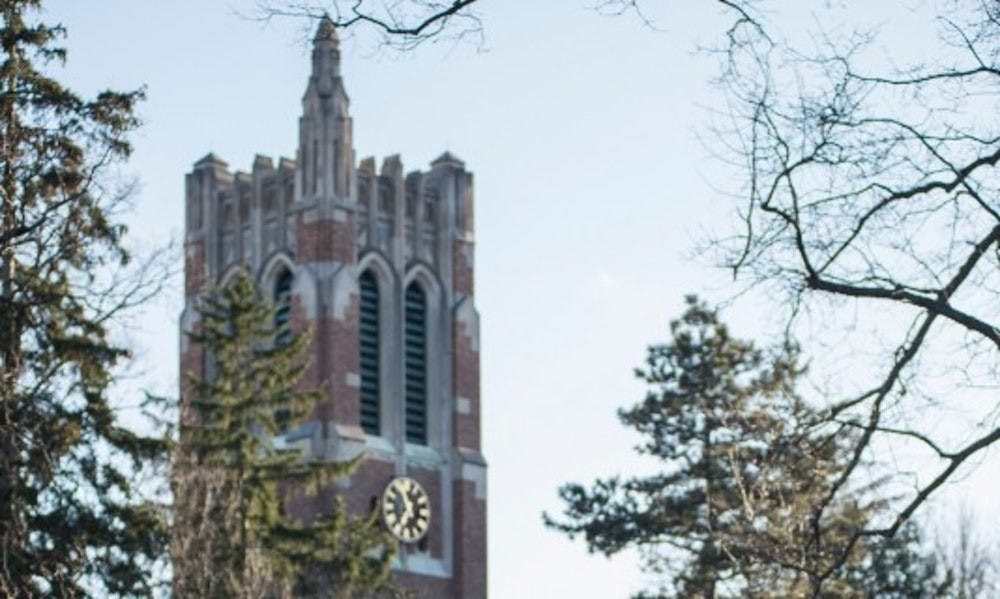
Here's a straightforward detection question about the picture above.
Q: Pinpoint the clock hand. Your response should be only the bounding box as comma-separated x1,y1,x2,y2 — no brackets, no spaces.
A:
401,493,414,521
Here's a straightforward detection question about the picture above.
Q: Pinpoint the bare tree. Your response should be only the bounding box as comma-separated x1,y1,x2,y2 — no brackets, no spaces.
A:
546,298,896,598
255,0,484,49
934,506,999,598
253,0,763,50
709,0,999,591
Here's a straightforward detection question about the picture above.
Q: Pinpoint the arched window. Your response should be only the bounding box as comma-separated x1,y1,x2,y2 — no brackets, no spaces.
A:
404,282,427,445
359,270,380,435
274,269,293,346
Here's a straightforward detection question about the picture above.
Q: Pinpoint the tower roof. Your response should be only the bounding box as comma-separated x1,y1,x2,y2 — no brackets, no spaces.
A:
305,15,344,98
314,16,338,43
194,152,228,168
431,151,465,169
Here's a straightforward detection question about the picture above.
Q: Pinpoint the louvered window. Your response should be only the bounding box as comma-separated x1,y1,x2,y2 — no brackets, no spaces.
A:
273,269,294,430
404,282,427,445
274,270,293,346
359,270,380,435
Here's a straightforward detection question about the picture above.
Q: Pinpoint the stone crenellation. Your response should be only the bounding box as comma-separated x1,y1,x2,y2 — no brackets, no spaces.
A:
183,149,472,281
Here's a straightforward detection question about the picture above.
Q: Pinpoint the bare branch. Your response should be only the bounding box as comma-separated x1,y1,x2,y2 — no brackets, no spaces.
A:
254,0,483,50
711,0,1000,587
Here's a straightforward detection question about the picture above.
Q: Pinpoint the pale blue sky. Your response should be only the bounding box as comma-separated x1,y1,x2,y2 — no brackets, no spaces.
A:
45,1,997,596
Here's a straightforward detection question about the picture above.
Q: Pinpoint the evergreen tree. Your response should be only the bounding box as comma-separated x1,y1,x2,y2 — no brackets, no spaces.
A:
845,521,952,598
172,270,397,598
545,297,889,598
0,1,168,595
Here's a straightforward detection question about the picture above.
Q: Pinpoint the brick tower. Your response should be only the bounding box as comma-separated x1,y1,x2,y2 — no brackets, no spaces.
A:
179,18,486,597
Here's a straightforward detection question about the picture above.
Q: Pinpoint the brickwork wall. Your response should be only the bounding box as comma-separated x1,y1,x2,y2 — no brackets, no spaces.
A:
297,213,355,264
285,458,394,524
394,571,454,598
453,319,481,452
407,467,444,560
181,93,484,597
452,239,474,297
317,304,360,426
287,295,319,389
184,241,206,297
178,334,203,428
285,459,460,598
341,459,396,516
453,479,487,599
180,230,205,429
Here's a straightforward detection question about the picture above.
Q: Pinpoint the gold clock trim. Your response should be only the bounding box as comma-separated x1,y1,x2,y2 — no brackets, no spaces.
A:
380,476,431,544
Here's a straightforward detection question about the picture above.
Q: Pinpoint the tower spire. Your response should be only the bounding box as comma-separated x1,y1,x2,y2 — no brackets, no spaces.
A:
315,14,337,41
310,16,341,88
298,15,353,203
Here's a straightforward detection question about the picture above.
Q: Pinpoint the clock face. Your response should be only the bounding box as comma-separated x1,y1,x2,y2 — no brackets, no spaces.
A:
380,476,431,543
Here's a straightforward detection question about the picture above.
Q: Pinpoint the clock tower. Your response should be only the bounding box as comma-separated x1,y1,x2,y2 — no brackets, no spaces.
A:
179,18,486,597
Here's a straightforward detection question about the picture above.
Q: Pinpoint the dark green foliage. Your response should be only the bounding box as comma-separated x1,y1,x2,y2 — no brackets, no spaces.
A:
847,522,951,598
173,270,397,598
545,297,945,598
0,1,168,595
546,297,815,596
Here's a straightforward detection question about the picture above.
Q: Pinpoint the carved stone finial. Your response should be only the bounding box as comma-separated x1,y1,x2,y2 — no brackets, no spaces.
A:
314,16,338,43
431,151,465,169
